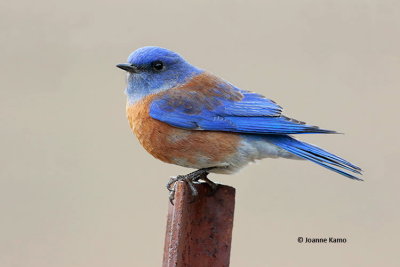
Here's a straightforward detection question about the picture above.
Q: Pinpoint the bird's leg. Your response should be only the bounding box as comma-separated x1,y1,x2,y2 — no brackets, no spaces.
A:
196,174,218,194
166,168,217,204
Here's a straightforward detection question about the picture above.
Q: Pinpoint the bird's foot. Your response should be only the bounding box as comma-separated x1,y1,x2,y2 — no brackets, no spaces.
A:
166,168,217,205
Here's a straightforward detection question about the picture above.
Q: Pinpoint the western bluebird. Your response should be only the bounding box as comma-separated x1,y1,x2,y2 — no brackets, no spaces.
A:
117,46,362,202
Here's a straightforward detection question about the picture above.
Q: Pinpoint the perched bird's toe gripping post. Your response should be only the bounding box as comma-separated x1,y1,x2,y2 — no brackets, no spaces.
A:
166,168,218,204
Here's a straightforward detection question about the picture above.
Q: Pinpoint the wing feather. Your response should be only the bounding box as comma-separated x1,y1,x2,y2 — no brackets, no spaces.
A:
149,73,335,135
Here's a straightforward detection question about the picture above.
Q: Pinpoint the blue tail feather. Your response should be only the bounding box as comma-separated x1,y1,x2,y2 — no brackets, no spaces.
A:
265,135,363,180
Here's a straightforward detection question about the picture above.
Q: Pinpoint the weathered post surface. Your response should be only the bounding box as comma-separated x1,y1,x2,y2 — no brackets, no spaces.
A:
162,182,235,267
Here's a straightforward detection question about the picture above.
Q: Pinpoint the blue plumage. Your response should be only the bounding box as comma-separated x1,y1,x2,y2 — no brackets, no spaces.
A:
219,90,282,116
264,135,362,180
118,46,362,181
150,82,335,135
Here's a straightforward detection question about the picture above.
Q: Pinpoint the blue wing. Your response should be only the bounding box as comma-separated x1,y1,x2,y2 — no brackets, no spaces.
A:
149,73,336,135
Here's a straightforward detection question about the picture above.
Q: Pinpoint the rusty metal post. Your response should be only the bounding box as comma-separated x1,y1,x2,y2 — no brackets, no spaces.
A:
162,182,235,267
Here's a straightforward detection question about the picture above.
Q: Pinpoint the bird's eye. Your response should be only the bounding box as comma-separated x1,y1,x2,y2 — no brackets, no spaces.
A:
151,60,164,71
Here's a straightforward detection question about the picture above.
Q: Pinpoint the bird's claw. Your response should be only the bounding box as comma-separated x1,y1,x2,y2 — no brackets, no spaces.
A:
166,177,179,205
201,176,219,195
166,168,215,205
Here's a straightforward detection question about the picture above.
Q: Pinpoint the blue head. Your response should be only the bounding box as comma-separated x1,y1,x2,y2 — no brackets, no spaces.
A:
117,46,203,104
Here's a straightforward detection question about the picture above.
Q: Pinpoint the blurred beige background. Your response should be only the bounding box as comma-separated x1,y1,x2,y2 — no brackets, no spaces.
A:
1,0,399,266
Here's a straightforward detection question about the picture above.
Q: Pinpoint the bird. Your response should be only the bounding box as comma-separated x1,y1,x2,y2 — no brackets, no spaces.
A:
116,46,362,202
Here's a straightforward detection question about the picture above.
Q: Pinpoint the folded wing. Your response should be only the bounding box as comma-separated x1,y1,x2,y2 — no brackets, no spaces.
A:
149,73,336,135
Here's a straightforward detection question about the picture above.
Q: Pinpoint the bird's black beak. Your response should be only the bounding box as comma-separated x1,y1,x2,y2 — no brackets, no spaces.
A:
116,63,139,73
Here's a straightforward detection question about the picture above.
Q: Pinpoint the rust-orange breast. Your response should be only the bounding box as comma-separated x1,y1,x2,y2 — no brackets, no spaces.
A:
126,92,241,168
